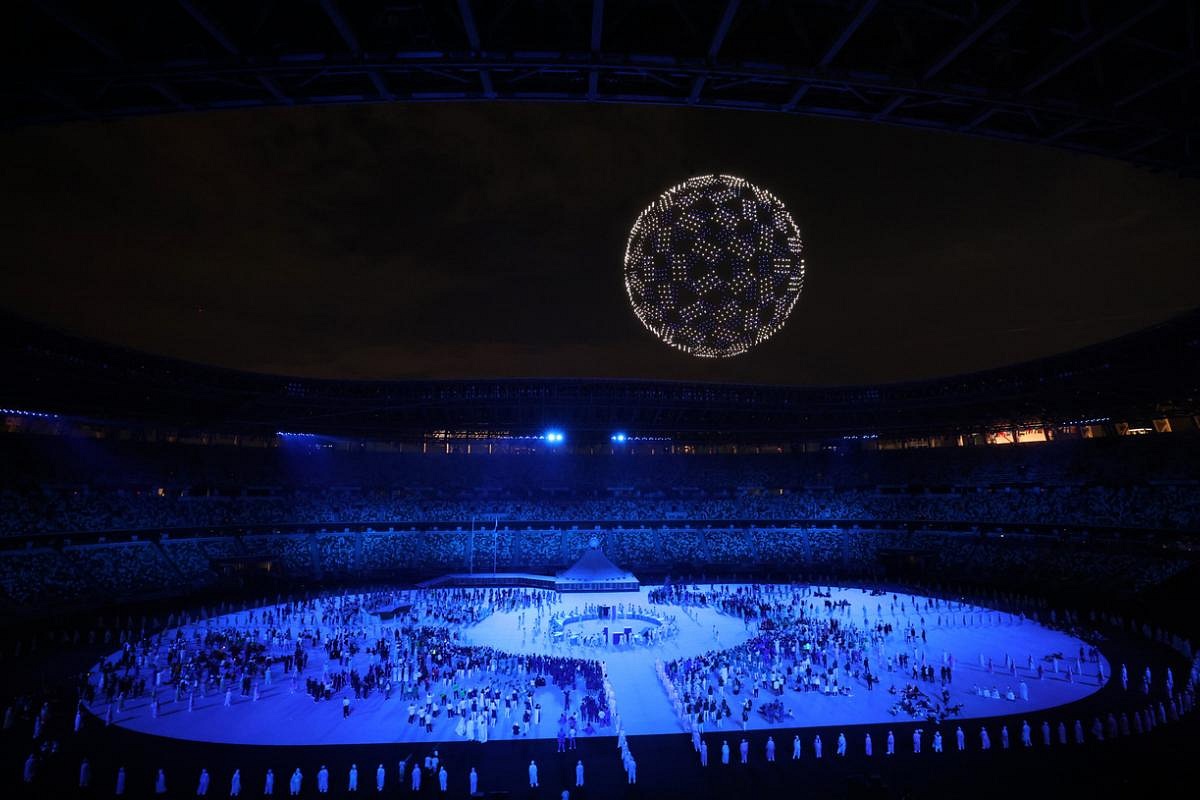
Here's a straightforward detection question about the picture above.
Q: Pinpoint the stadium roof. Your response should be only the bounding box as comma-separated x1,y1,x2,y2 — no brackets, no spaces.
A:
4,1,1198,174
1,309,1197,441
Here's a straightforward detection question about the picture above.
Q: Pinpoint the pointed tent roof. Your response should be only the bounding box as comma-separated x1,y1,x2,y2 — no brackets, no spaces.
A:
557,538,635,582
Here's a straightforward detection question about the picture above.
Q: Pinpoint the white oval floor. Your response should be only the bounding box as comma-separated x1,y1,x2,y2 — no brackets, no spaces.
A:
96,585,1108,745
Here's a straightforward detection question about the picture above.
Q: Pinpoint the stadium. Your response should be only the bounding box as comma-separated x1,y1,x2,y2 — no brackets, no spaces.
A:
2,2,1200,799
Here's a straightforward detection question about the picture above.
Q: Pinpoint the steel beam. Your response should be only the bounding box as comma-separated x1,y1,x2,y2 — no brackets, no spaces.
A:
819,0,878,68
706,0,741,59
1120,131,1170,157
177,0,239,56
22,55,1173,134
257,75,294,105
690,0,741,102
590,0,604,99
318,0,396,100
590,0,604,52
29,0,120,61
455,0,495,97
872,94,907,121
922,0,1021,81
368,72,394,102
1020,1,1167,95
780,1,879,114
151,82,194,112
319,0,361,53
781,83,811,112
960,107,998,132
1039,119,1088,145
2,42,1194,173
456,0,482,50
32,82,94,119
1115,61,1198,107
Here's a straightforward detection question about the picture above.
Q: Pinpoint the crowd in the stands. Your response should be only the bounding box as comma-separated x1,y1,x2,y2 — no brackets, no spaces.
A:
0,433,1195,607
3,484,1198,536
0,525,1189,609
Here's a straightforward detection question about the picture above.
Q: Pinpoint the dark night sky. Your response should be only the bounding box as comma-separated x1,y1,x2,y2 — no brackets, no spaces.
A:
2,102,1199,386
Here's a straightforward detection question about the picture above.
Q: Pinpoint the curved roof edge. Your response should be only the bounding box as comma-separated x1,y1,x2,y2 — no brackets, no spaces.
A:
1,308,1197,439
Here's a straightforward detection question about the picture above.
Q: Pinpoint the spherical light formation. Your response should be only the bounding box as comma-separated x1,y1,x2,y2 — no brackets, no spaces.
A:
624,175,805,358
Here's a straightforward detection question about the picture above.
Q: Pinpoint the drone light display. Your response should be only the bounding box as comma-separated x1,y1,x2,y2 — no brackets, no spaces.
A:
623,175,805,358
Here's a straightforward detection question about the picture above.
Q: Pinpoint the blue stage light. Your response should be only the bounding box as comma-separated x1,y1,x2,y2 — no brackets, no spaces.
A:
611,432,628,443
544,430,565,444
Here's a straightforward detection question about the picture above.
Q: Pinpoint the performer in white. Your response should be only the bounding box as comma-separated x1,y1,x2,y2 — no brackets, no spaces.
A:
316,766,328,794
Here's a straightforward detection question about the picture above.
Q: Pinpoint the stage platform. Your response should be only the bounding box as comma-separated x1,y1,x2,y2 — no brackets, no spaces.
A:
417,572,558,591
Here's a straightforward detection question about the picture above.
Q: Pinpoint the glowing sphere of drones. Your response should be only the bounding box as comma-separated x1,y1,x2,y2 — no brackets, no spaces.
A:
623,175,805,358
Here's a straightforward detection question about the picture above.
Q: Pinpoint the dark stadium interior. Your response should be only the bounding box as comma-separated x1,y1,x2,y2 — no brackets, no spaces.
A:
3,2,1200,800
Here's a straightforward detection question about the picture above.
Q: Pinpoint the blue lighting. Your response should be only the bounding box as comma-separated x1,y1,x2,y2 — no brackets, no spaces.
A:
0,408,58,419
544,430,565,444
277,431,317,439
611,432,628,443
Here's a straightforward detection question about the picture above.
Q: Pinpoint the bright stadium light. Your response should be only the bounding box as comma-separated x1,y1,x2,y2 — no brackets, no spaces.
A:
0,408,59,419
544,430,565,444
623,174,805,358
611,432,628,443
